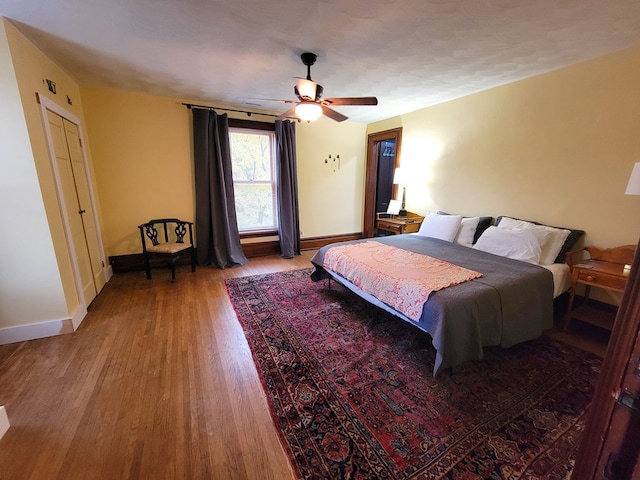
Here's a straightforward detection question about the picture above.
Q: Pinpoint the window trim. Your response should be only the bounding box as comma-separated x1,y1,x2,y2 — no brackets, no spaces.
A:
229,119,278,235
228,118,275,132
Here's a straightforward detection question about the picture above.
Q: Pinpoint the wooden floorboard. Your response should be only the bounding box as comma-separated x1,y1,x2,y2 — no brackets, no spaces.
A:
0,251,608,479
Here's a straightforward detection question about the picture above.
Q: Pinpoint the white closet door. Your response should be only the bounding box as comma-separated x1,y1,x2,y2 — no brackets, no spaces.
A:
47,110,99,306
62,118,106,293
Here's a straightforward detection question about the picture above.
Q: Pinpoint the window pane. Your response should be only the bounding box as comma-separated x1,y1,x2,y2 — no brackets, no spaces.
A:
233,183,275,230
230,132,272,181
230,128,277,232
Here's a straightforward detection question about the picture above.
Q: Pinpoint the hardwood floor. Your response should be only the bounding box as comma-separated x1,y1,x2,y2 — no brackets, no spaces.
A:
0,251,608,479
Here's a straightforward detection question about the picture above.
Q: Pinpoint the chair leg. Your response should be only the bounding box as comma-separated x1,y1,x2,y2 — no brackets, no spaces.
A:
144,255,152,280
191,248,196,272
169,257,177,282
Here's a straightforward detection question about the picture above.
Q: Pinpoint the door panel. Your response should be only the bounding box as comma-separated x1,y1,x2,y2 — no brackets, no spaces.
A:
375,140,396,213
47,111,97,306
63,118,106,292
572,239,640,479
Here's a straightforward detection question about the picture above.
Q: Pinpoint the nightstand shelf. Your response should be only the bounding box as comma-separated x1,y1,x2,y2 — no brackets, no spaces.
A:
565,303,617,331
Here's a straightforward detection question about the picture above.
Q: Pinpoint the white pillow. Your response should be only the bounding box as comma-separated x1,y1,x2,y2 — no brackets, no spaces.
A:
473,226,542,264
454,216,480,247
417,213,463,242
497,217,570,265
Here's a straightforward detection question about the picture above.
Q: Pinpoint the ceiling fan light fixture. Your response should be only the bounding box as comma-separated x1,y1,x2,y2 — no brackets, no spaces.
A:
295,101,323,122
296,78,317,101
275,51,378,123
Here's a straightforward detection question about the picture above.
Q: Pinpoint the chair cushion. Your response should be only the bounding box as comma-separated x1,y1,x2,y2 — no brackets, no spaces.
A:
147,243,191,254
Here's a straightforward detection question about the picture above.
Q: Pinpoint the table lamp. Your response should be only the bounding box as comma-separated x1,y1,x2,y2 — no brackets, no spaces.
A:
625,162,640,195
393,168,407,217
624,162,640,271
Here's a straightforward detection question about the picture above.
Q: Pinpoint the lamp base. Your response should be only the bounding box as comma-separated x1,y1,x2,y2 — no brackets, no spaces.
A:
398,186,407,218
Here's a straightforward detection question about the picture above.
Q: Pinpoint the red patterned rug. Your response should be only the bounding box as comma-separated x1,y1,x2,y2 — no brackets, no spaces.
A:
225,269,601,480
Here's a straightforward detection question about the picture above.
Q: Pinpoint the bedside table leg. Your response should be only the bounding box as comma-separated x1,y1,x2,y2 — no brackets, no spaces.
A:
563,286,577,331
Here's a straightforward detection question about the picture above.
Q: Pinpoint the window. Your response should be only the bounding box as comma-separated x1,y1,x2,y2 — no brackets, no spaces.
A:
229,127,277,233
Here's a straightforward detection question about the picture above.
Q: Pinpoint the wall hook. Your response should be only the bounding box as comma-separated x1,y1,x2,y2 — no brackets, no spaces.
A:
324,154,341,172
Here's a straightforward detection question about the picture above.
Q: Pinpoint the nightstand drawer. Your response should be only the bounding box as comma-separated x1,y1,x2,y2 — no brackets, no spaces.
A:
378,221,402,233
402,223,421,234
375,212,425,236
576,269,627,291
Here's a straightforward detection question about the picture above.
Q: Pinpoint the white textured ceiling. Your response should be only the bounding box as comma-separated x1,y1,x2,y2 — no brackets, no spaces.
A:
2,0,640,123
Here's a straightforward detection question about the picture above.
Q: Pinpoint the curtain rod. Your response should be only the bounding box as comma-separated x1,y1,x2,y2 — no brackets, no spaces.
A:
182,102,297,121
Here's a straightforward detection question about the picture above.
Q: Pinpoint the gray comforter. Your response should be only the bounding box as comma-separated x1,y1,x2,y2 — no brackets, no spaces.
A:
310,235,554,375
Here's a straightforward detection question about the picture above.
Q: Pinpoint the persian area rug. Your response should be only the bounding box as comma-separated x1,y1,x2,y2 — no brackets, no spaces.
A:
225,269,601,480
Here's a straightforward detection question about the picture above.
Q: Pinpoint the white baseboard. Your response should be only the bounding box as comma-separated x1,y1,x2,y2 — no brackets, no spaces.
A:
0,406,9,440
70,304,88,331
0,315,77,345
105,264,113,282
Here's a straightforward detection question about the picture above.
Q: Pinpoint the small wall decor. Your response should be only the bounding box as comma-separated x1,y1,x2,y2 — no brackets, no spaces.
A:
44,79,56,94
325,154,341,172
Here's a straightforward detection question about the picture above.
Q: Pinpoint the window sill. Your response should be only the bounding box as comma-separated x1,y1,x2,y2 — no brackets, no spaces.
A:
239,229,278,239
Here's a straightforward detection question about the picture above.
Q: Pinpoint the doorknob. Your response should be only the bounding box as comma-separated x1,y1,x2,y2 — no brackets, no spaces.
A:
78,209,86,214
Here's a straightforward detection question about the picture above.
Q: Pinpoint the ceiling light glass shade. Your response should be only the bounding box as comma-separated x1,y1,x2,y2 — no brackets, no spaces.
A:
295,102,323,122
625,162,640,195
296,78,317,101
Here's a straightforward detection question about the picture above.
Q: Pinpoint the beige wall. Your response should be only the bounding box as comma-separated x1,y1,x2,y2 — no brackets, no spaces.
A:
0,19,73,330
80,88,195,257
296,117,367,238
80,87,368,257
368,46,640,249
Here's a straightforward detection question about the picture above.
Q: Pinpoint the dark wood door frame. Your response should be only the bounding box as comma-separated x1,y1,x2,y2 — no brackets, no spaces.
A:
363,128,402,238
572,237,640,479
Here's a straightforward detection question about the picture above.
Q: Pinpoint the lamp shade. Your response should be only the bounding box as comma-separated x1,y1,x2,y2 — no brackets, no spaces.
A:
393,167,405,185
295,101,322,122
625,162,640,195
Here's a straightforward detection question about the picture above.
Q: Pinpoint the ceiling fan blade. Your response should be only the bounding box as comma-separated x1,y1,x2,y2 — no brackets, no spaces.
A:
277,106,297,121
322,106,348,122
322,97,378,106
247,98,296,104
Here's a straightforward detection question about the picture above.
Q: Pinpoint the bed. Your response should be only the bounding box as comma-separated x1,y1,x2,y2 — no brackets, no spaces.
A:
310,214,583,375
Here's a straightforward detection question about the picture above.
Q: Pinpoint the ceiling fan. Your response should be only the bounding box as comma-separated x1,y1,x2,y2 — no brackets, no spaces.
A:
277,52,378,123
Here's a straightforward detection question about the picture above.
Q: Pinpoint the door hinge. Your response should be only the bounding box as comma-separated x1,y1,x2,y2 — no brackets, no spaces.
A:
79,138,83,148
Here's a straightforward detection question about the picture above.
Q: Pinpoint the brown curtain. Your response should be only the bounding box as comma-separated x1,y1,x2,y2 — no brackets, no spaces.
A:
275,119,301,258
192,108,247,268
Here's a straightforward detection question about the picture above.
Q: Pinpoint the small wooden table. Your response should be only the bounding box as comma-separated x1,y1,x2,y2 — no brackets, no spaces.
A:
376,212,425,235
563,245,635,332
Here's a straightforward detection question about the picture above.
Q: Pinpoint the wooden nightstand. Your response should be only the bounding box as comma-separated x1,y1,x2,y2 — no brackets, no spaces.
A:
376,212,425,235
563,245,635,332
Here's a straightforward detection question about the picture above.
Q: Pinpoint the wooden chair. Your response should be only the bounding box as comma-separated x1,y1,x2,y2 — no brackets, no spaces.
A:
138,218,196,281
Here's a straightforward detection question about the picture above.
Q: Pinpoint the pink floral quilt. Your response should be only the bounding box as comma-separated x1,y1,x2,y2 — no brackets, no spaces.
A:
323,241,483,321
